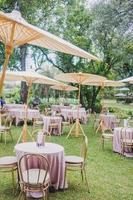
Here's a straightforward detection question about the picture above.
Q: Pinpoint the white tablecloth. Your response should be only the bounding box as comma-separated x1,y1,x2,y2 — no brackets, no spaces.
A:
15,142,65,189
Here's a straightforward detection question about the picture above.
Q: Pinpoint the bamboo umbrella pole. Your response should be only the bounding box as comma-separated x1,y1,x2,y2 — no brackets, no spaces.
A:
22,82,32,142
0,23,15,94
17,81,34,143
0,48,12,94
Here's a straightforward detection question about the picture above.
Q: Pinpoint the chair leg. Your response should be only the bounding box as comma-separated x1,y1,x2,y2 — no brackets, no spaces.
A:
11,170,16,194
83,167,90,193
81,169,84,182
42,189,46,200
63,166,67,190
0,133,2,141
9,130,13,142
18,191,23,200
4,132,6,145
102,137,104,150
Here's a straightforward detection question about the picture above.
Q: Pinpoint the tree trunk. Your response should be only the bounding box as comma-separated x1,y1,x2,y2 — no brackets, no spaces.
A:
91,87,101,112
20,45,27,103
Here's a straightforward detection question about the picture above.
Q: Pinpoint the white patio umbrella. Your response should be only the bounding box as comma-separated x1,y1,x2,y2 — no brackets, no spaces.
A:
86,80,125,87
50,84,78,91
0,9,100,93
50,83,78,103
120,76,133,83
55,72,106,138
0,71,61,142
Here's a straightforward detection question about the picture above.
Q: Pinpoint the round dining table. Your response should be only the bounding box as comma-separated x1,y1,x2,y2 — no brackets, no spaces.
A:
61,108,87,124
9,108,41,125
42,116,62,135
100,114,117,129
15,142,65,190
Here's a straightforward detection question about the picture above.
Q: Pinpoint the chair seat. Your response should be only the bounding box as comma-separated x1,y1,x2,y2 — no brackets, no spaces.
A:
102,133,113,138
62,122,70,126
22,169,50,185
65,155,84,164
122,139,133,145
0,156,17,166
50,123,58,128
35,121,43,125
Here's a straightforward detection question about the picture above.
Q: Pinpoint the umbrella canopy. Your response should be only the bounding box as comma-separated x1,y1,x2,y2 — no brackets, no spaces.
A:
55,72,106,85
50,84,78,91
0,71,61,86
0,9,100,93
116,87,129,91
0,10,100,61
0,70,61,143
86,80,125,87
114,93,126,97
55,72,106,102
120,76,133,83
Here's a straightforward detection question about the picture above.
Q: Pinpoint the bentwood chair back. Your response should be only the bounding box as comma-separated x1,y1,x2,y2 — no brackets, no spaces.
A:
64,135,90,192
18,154,50,200
120,128,133,155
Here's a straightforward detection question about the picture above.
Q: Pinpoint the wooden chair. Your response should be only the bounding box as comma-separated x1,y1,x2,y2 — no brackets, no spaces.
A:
120,129,133,155
18,154,50,200
113,118,121,128
101,128,113,150
0,156,18,194
93,112,100,131
32,118,44,137
128,119,133,127
0,115,13,144
61,121,70,134
49,122,60,135
64,135,89,192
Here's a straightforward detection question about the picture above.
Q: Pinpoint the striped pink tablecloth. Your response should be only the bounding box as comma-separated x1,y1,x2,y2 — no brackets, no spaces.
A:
100,114,117,129
5,104,25,110
42,116,62,135
15,142,65,190
61,108,87,124
113,127,133,157
51,105,72,113
9,108,40,125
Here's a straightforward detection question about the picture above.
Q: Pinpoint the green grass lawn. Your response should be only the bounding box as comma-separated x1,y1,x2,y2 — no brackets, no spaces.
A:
0,119,133,200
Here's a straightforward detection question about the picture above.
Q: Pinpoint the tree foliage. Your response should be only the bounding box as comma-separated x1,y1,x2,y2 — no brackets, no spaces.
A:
0,0,132,109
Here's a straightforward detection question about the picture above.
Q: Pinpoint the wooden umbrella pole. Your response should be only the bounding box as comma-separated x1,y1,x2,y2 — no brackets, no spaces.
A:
22,82,32,142
0,49,12,94
0,23,15,94
0,46,13,126
78,83,81,104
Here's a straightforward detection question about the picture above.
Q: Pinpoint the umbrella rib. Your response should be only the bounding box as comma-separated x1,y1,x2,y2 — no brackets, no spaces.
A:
13,25,27,42
15,32,42,46
9,22,16,46
0,24,9,43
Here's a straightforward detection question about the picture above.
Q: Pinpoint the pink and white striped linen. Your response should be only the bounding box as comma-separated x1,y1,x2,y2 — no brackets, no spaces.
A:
51,105,72,113
9,108,40,125
100,114,117,129
61,108,87,124
113,127,133,157
42,116,62,135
